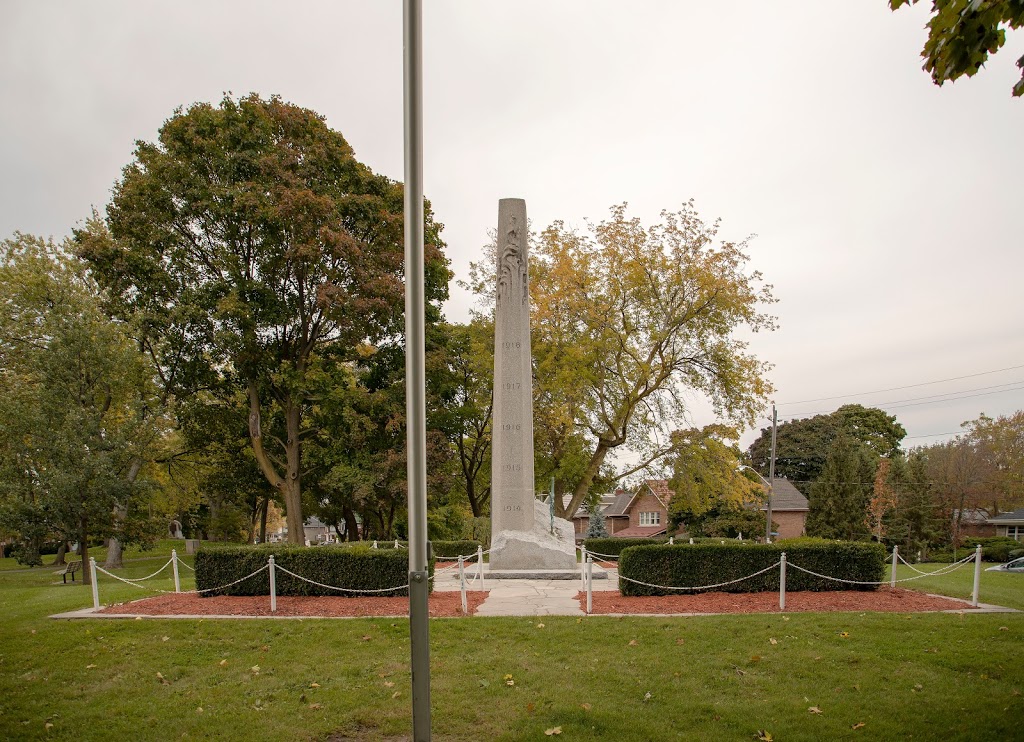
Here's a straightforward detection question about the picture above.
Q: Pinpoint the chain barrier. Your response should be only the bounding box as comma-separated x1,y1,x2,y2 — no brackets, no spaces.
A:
108,558,175,583
897,551,976,575
93,565,179,594
616,561,782,592
273,565,410,595
178,560,196,572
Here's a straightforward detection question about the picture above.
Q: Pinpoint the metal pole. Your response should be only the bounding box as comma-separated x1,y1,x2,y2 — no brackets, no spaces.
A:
972,544,982,608
779,552,787,611
172,549,181,593
890,545,898,588
90,557,99,610
766,404,777,541
269,555,277,613
403,2,430,738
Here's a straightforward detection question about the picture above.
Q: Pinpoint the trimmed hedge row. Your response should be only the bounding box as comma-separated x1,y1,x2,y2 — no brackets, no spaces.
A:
194,544,433,597
931,537,1023,563
583,537,668,557
618,541,886,596
340,540,482,559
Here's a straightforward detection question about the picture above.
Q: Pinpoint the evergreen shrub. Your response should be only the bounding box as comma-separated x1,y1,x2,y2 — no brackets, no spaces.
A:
583,537,668,558
618,540,885,596
431,540,482,559
194,544,433,597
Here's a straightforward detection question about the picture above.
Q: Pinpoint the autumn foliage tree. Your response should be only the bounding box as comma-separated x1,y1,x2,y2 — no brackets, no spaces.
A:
78,95,449,543
468,202,775,519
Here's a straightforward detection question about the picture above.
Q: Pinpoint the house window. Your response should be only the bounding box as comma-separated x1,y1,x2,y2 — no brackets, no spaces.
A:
639,512,661,526
1009,525,1022,541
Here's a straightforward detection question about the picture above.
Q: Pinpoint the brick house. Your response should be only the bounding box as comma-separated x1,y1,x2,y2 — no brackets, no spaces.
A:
605,480,673,538
568,491,624,541
987,508,1024,541
759,478,808,539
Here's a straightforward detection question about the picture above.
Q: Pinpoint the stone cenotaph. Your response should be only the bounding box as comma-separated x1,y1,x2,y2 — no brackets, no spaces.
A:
488,198,577,572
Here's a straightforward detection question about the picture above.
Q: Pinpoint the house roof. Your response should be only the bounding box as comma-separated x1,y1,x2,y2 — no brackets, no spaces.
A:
988,508,1024,524
758,478,808,512
954,508,991,524
612,525,667,538
603,490,635,518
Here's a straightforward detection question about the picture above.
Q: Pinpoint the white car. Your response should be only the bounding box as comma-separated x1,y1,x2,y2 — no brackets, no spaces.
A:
985,556,1024,572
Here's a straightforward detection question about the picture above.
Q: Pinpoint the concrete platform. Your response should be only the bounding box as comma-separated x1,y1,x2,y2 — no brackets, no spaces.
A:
480,566,607,580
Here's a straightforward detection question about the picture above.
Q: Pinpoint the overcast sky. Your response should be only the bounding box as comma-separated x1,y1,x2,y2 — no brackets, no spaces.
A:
2,1,1022,457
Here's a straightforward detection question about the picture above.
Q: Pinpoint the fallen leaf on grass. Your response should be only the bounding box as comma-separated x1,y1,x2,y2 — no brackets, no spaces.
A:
769,638,778,645
580,703,591,711
383,681,395,688
219,659,228,667
536,623,545,629
852,722,865,730
161,636,169,642
45,722,53,731
999,627,1009,631
526,703,536,713
808,706,822,714
310,682,320,688
86,664,97,670
156,672,170,686
250,665,260,675
391,691,400,699
750,655,761,663
756,730,773,741
913,684,923,692
544,727,562,736
628,639,638,646
676,638,685,645
196,707,203,714
309,703,323,710
643,691,652,702
260,645,269,652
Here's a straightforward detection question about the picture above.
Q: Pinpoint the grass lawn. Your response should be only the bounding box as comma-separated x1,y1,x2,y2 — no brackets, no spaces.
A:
1,545,1022,741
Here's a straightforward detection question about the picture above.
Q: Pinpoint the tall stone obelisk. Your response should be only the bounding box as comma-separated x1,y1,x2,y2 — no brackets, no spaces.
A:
489,198,576,572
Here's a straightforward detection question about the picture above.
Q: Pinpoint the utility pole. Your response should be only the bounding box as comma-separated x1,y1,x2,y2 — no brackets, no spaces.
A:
766,403,777,542
402,1,430,739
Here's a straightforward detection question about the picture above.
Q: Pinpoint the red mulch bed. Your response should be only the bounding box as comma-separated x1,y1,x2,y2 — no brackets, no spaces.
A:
581,587,973,614
99,591,488,618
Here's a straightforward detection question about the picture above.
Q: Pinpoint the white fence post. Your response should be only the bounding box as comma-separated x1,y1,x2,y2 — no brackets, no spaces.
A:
779,552,787,612
890,545,899,588
458,556,467,615
269,555,277,613
172,549,181,593
372,540,378,549
669,536,674,545
90,557,100,610
586,555,593,615
972,544,982,608
580,546,588,590
477,545,484,588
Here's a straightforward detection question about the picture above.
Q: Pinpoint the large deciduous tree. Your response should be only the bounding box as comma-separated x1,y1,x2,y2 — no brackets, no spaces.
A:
749,404,907,496
891,0,1024,97
0,236,162,580
78,95,449,543
472,202,776,519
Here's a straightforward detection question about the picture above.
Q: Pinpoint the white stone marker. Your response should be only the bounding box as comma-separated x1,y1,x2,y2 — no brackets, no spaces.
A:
489,198,576,571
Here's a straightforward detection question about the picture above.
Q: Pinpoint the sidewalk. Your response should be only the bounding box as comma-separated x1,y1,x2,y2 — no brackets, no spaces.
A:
431,564,618,616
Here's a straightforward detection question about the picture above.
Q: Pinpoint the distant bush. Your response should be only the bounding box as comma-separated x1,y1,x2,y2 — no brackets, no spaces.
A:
930,537,1023,563
195,544,432,597
583,537,668,558
618,540,885,596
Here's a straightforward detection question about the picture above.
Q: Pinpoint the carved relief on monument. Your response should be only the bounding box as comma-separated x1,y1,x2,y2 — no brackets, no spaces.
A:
497,214,528,306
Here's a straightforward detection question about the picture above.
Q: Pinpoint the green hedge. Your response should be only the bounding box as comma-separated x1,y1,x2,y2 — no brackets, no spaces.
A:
618,541,886,596
432,541,482,559
583,537,668,557
194,544,433,597
931,537,1023,563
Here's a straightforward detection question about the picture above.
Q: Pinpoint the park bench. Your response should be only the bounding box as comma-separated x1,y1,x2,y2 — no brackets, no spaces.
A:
59,560,82,584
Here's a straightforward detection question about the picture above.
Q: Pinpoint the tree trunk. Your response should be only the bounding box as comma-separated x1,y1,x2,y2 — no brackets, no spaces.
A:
105,537,124,570
80,516,91,587
52,541,69,567
259,495,270,543
248,382,305,544
561,439,615,519
342,505,359,541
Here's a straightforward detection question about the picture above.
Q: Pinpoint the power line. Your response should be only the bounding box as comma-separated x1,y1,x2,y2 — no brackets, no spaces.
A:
781,383,1024,420
777,364,1024,406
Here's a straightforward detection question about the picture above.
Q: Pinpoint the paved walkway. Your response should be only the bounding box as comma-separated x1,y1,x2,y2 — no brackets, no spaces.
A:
430,564,618,616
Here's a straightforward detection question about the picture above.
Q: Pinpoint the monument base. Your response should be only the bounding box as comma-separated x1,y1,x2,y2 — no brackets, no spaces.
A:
490,499,578,571
479,565,608,580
